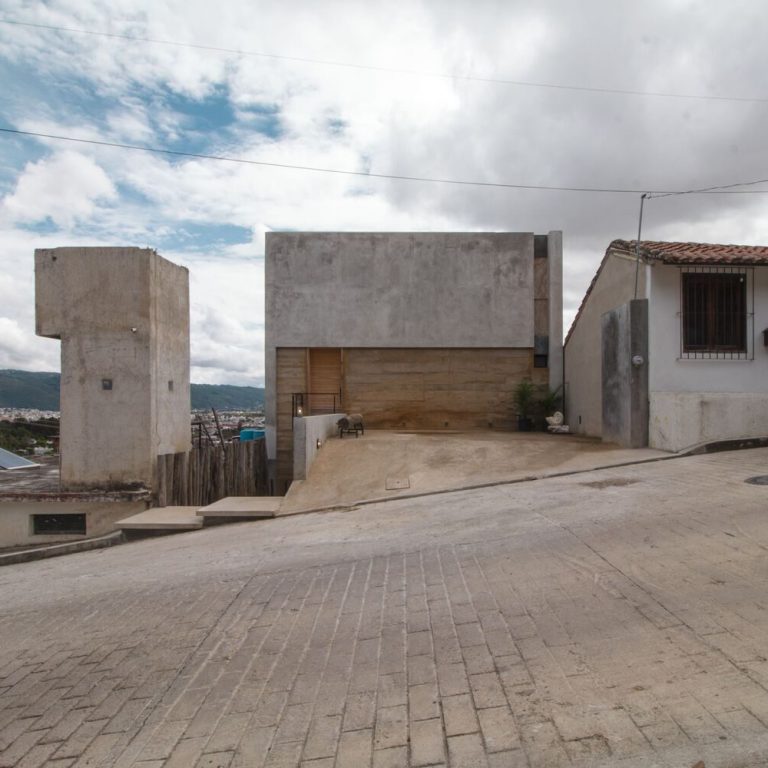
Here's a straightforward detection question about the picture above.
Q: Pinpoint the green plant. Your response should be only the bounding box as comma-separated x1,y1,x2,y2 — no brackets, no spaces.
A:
537,385,562,417
512,379,536,419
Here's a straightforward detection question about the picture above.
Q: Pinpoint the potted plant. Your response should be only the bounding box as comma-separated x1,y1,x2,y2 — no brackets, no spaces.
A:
512,379,536,431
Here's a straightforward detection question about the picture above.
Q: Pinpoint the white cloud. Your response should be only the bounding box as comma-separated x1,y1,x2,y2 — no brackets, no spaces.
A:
1,0,768,385
2,150,116,227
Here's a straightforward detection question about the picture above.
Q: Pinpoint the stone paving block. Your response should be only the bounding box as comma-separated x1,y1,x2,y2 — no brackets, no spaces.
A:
478,706,520,752
342,691,376,732
410,718,445,767
303,715,342,761
486,749,529,767
373,705,407,750
262,740,303,768
470,672,507,709
335,728,372,768
437,662,470,697
408,682,440,722
195,752,234,768
448,732,489,768
230,726,274,768
442,694,479,737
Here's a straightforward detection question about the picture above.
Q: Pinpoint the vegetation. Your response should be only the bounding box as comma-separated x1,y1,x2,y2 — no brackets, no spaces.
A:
0,370,265,411
512,379,536,419
0,421,39,454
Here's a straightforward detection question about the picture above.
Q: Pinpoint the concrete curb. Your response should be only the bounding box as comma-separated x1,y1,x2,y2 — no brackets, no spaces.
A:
0,530,125,567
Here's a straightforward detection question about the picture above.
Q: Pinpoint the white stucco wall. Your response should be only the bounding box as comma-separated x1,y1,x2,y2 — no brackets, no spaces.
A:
648,264,768,451
564,252,645,436
292,413,346,481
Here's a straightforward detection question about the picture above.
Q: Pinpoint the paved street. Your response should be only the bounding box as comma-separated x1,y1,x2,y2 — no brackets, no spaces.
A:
3,449,768,767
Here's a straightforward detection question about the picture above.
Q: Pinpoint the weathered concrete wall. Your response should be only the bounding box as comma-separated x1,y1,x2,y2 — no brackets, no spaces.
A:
564,252,646,436
150,253,191,463
35,247,190,490
266,231,561,456
292,413,346,481
0,499,146,548
650,392,768,451
601,299,648,448
648,263,768,451
547,230,564,392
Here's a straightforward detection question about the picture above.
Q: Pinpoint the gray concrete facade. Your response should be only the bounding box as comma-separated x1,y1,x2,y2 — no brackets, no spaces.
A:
36,247,190,490
601,299,649,448
265,231,563,457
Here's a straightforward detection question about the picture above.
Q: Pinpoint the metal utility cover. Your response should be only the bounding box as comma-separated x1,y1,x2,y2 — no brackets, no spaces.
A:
0,447,40,470
385,476,410,490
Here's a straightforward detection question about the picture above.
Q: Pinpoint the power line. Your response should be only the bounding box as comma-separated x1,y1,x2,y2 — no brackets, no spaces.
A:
1,17,767,106
3,126,768,196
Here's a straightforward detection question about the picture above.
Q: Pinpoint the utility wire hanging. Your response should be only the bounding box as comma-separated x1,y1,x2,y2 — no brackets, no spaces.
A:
2,17,768,105
4,126,768,196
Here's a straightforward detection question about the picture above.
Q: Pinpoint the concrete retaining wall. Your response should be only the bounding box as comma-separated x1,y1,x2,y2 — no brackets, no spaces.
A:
292,413,346,481
650,392,768,452
0,499,147,548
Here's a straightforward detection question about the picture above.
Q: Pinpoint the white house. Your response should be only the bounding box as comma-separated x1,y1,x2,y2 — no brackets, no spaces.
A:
565,239,768,452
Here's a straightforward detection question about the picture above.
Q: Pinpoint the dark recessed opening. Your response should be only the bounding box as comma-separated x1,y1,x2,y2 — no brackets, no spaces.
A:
534,354,548,368
102,378,113,391
33,513,86,535
168,380,174,392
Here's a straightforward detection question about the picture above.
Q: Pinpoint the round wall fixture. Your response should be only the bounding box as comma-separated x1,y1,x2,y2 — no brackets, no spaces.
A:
745,475,768,485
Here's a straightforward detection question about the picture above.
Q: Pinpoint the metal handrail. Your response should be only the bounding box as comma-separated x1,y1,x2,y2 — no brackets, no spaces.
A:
291,391,343,419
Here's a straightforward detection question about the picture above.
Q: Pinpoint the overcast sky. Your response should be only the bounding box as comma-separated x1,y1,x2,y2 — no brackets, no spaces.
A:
2,0,768,386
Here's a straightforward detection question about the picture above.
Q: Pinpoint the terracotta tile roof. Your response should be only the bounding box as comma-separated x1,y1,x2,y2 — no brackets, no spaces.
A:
611,239,768,265
564,238,768,345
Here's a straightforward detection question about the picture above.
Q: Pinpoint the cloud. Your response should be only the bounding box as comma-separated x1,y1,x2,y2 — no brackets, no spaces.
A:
1,0,768,386
1,150,116,227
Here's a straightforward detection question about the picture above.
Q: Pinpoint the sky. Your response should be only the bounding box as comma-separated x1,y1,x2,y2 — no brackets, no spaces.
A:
2,0,768,386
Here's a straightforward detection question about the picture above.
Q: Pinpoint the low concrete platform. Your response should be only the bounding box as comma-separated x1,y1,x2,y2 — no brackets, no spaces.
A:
281,429,671,513
115,506,203,531
197,496,280,518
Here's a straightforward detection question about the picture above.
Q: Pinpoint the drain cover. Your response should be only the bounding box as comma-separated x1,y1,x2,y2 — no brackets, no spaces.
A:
745,475,768,485
385,476,410,490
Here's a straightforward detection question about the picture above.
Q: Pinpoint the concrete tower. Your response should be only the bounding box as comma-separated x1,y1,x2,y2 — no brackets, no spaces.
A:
35,247,190,491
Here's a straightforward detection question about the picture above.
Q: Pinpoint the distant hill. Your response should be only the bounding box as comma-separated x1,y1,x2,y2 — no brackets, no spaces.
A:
0,370,264,412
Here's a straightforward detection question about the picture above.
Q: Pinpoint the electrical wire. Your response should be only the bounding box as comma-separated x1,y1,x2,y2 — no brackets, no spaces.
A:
3,126,768,196
1,17,767,106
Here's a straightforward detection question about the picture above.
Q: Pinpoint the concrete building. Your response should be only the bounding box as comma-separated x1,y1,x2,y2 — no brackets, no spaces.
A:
265,231,563,490
36,247,190,490
565,239,768,451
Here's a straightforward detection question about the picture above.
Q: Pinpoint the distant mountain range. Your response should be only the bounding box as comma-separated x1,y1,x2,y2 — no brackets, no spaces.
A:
0,370,264,412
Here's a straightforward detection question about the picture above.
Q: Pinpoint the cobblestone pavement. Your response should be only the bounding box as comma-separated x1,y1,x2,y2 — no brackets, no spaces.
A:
3,449,768,767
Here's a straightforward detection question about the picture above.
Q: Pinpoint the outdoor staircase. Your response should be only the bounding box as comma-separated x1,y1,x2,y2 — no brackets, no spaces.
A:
115,496,281,536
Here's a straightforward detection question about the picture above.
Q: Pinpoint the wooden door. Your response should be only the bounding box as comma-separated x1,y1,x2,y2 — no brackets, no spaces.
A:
308,348,342,414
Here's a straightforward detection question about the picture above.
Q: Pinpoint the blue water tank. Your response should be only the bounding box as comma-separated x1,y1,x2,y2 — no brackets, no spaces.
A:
239,428,265,441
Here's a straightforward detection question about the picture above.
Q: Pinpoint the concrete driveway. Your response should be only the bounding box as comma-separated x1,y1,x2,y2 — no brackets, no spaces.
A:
282,429,669,513
2,448,768,766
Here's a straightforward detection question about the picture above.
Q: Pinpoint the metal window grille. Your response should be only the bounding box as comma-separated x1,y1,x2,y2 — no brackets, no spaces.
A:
679,266,753,360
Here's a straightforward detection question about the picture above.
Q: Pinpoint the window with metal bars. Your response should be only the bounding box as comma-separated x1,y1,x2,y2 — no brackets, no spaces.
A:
680,267,751,359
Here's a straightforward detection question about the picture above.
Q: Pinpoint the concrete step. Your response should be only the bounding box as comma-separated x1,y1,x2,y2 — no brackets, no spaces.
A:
197,496,281,519
116,506,204,532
